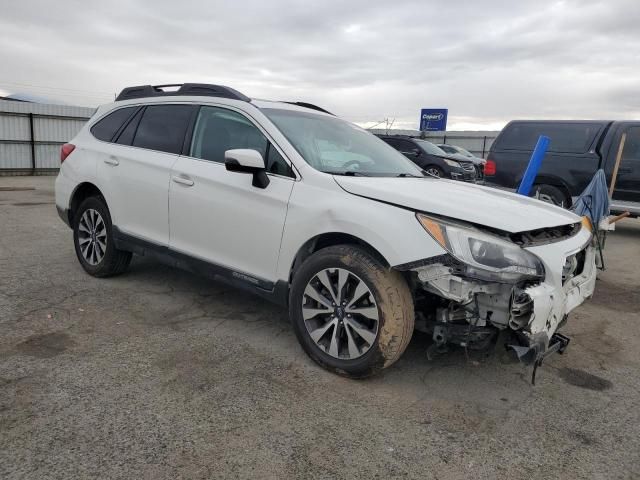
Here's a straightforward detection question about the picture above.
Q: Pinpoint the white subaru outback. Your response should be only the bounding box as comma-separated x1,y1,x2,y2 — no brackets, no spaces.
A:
55,83,597,378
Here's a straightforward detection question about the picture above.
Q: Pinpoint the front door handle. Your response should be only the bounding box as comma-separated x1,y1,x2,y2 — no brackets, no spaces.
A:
172,175,194,187
618,167,633,174
104,157,119,166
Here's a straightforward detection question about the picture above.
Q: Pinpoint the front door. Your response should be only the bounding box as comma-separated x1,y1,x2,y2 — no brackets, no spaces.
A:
169,105,295,283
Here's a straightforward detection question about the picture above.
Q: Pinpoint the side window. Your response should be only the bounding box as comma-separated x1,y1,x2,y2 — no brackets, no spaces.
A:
114,108,143,146
190,106,267,163
397,140,416,153
622,127,640,161
382,138,400,149
266,144,294,177
90,107,137,142
496,122,602,153
132,105,194,154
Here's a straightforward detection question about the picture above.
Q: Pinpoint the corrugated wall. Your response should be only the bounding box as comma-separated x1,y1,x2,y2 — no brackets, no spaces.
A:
0,100,94,174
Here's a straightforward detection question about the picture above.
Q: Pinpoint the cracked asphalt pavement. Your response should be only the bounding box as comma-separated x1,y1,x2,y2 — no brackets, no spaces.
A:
1,176,639,479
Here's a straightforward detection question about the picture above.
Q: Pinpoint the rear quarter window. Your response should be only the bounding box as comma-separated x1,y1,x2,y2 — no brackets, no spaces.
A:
90,107,137,142
495,122,603,154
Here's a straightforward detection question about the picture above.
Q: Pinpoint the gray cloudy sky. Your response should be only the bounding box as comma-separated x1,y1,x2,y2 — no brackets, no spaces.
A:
1,0,639,130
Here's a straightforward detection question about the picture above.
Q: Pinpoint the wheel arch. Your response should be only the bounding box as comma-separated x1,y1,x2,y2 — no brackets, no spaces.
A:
68,182,106,225
288,232,390,283
513,174,572,202
531,175,572,207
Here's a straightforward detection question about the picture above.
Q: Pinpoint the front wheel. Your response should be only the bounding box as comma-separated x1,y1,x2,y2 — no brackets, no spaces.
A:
289,245,414,378
73,196,132,277
424,165,444,178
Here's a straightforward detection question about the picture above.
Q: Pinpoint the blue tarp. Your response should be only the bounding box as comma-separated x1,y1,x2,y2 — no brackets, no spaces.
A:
572,169,610,227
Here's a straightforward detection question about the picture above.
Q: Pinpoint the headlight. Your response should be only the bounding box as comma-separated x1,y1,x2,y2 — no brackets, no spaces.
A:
417,214,545,283
442,158,461,168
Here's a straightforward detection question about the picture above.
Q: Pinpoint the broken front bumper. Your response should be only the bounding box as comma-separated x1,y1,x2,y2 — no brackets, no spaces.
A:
412,226,596,361
517,229,596,360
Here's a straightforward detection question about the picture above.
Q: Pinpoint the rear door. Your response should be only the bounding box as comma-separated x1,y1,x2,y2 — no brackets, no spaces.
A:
169,105,295,283
97,104,195,245
609,125,640,203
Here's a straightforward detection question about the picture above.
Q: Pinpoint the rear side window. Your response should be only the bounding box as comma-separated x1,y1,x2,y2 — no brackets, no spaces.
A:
495,122,603,153
90,107,137,142
115,108,144,146
132,105,194,154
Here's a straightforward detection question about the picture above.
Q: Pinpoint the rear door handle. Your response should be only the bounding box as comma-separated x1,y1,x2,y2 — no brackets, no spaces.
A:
104,157,119,166
618,167,632,174
172,175,194,187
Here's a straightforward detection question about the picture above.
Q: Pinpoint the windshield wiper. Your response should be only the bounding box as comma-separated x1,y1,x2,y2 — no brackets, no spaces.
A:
395,173,424,178
328,171,370,177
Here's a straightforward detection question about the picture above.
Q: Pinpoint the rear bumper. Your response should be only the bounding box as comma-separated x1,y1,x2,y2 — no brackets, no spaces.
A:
57,205,71,228
54,169,74,229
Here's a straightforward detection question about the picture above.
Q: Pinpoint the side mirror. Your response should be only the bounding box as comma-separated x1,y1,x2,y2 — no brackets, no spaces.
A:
224,149,270,189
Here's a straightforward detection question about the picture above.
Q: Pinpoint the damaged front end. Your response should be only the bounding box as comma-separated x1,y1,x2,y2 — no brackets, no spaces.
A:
399,214,597,372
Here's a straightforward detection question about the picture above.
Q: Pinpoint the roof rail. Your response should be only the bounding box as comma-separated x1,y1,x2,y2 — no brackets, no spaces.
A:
115,83,251,102
284,101,334,115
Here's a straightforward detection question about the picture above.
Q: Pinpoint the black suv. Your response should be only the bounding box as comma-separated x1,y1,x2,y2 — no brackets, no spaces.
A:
377,135,478,182
486,120,640,214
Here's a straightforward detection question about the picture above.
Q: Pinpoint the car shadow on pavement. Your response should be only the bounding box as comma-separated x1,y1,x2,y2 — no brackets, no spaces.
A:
119,255,544,402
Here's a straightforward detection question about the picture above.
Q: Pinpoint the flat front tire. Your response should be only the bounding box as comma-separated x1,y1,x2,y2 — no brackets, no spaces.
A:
289,245,414,378
73,196,132,277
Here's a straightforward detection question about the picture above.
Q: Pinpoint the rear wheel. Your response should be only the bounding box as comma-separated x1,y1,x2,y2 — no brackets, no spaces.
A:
73,196,132,277
531,184,570,208
289,245,414,378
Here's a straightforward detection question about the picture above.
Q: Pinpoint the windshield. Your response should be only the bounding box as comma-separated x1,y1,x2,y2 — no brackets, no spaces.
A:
414,139,448,156
262,108,424,176
454,146,474,157
438,145,457,154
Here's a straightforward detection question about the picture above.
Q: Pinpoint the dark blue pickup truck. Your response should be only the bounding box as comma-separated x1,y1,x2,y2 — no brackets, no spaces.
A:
485,120,640,215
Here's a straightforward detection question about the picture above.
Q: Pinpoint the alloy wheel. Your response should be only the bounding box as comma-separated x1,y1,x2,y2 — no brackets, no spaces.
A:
302,268,379,360
78,208,107,265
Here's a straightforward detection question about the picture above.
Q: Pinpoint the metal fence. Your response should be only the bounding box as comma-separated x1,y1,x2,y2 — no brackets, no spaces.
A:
370,129,499,158
0,100,94,175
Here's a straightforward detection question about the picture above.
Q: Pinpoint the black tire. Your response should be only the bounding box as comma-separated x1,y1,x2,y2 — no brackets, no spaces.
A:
73,196,132,277
531,184,570,208
424,165,444,178
289,245,414,378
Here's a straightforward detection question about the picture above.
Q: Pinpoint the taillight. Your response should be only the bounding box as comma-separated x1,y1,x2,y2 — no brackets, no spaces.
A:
60,143,75,163
484,159,496,176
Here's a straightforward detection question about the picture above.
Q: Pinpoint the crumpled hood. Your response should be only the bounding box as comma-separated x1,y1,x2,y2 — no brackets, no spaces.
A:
334,176,580,233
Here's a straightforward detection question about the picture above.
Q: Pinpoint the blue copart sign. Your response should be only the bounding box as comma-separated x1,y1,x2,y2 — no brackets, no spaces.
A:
420,109,448,131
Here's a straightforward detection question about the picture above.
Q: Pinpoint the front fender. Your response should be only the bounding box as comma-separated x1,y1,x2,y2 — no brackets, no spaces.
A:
276,183,446,282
